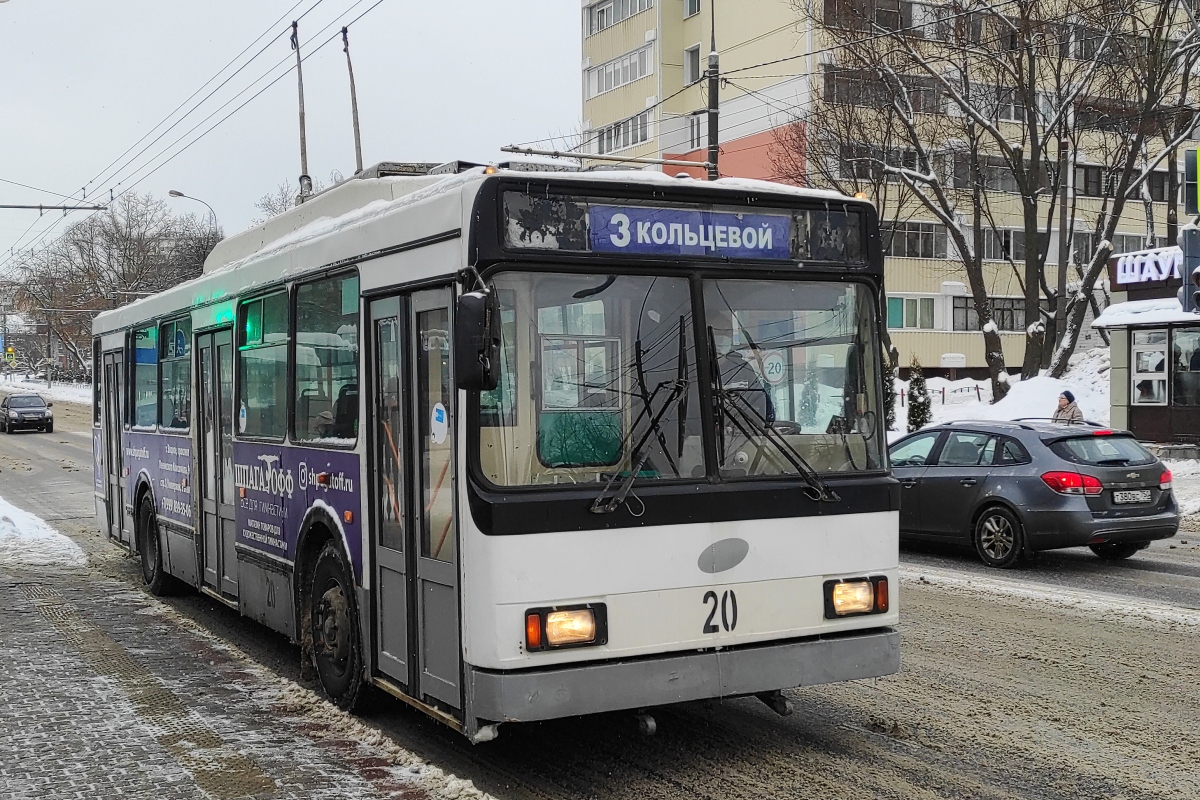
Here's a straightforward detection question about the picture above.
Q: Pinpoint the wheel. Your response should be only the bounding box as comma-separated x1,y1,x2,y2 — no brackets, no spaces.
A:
137,495,179,595
973,506,1024,569
1089,542,1144,560
45,422,52,433
310,540,364,710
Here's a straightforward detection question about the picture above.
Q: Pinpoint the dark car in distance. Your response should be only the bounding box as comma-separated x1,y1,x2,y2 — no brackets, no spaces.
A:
0,393,54,434
889,420,1179,568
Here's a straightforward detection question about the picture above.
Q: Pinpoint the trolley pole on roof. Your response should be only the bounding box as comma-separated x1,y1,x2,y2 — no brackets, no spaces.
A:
706,3,719,181
342,27,364,175
292,21,312,203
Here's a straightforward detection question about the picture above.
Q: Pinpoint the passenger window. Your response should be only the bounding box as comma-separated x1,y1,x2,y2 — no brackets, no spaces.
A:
133,326,158,428
937,431,992,466
889,431,939,466
238,291,290,439
480,289,518,427
293,272,359,445
998,439,1028,465
159,318,192,430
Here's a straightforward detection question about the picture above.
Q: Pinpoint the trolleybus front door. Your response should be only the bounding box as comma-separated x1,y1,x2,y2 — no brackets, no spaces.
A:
369,289,462,712
102,350,128,546
198,329,238,598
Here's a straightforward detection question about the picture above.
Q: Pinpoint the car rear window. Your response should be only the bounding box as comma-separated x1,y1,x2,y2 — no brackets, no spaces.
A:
1049,435,1155,467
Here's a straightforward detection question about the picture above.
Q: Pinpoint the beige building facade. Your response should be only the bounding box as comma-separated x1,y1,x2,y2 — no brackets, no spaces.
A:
580,0,1194,375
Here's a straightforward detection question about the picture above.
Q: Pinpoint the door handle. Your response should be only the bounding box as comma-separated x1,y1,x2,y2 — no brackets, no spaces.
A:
960,479,977,486
900,479,917,487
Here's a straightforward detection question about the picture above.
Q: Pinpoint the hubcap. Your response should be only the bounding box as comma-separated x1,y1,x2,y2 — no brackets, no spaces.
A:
315,583,351,673
979,514,1014,560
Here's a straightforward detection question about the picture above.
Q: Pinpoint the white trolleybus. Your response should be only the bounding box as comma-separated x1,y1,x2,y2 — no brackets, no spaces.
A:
91,162,900,741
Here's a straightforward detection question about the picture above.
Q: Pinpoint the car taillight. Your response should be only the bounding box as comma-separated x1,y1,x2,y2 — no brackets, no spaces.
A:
1160,469,1172,490
1041,471,1103,495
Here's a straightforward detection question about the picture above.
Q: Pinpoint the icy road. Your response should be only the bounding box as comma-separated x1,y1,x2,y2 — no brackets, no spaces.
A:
2,395,1198,800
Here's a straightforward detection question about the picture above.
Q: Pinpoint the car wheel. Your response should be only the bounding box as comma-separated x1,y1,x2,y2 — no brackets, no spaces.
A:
1089,542,1144,560
137,495,179,595
310,541,364,710
45,422,53,433
973,506,1024,569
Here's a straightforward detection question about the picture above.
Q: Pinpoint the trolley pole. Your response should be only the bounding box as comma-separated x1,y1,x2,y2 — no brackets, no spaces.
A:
292,21,312,202
706,15,719,181
342,27,364,175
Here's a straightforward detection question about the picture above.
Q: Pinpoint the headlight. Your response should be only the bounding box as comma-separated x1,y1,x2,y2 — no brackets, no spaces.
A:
8,412,16,419
824,577,889,618
524,604,607,651
45,409,52,417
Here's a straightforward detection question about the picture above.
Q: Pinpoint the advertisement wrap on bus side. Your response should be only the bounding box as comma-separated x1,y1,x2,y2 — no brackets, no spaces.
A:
93,430,104,495
122,431,194,527
588,205,793,260
232,442,362,579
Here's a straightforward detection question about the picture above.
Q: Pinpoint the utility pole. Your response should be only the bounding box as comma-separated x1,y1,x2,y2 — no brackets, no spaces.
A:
342,27,364,175
1055,135,1070,348
292,21,312,202
706,1,720,181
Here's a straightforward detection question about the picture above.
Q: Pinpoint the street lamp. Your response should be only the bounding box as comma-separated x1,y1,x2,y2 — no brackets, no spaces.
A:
168,189,218,230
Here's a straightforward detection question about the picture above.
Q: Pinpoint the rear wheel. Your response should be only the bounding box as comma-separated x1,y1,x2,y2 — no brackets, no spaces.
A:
1089,542,1144,560
974,506,1024,569
137,495,179,595
310,541,364,710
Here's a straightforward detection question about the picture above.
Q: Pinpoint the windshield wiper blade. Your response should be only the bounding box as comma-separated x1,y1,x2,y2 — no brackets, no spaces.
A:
590,379,687,514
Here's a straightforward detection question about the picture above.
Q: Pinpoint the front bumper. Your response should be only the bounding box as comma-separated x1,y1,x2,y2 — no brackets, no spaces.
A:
467,628,900,723
1023,504,1179,550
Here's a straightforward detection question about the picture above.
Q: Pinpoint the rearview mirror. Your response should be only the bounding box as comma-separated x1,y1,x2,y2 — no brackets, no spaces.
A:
46,402,53,407
455,288,501,392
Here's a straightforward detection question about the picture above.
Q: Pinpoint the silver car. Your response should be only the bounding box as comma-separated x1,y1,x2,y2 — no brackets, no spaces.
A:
889,420,1179,568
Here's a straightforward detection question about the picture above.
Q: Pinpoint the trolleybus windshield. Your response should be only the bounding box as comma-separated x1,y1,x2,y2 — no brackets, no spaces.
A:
476,271,883,489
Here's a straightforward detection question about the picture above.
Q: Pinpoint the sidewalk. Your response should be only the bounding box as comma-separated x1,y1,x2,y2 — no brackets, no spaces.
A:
0,553,486,800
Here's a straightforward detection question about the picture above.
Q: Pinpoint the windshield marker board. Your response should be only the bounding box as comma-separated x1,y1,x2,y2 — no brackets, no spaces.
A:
761,351,787,385
589,205,792,260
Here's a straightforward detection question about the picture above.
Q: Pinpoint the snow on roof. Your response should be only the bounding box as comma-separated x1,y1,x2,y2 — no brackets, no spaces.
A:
1091,297,1200,329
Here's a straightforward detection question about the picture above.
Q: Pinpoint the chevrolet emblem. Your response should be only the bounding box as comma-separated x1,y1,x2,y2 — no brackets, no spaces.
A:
1126,472,1140,479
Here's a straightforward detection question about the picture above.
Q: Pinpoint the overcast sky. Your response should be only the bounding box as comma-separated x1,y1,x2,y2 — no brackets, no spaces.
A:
0,0,580,265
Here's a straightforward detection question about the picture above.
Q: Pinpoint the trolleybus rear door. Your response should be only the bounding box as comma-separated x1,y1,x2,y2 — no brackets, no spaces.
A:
410,288,461,710
370,298,410,686
102,349,128,546
198,329,238,597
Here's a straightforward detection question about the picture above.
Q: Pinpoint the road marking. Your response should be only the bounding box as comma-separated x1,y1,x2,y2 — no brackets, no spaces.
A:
900,564,1200,627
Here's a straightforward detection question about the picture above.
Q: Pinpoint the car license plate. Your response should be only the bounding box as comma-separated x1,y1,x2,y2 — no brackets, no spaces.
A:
1113,489,1152,504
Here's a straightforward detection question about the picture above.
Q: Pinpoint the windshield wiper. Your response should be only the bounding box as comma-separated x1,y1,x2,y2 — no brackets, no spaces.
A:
707,328,839,503
590,378,687,514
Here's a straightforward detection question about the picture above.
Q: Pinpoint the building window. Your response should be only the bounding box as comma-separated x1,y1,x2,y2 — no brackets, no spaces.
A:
838,144,920,181
1173,328,1200,407
587,45,653,98
954,154,1021,193
293,272,360,445
887,296,934,329
1075,164,1117,197
684,45,702,84
880,221,947,258
593,111,651,154
823,66,941,112
133,325,158,428
1132,329,1168,406
587,0,653,36
685,0,700,16
688,113,704,150
1149,171,1173,202
159,317,192,430
238,291,290,439
952,297,1045,332
979,229,1047,262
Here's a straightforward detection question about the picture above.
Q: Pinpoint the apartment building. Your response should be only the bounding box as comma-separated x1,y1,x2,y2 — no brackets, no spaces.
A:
580,0,1194,375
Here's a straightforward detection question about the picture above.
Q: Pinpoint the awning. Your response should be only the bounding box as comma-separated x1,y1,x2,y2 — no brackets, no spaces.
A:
1091,297,1200,329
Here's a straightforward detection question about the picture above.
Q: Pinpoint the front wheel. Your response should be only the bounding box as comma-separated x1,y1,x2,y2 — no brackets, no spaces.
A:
45,422,53,434
974,506,1024,569
310,541,364,710
1089,542,1145,560
137,495,179,595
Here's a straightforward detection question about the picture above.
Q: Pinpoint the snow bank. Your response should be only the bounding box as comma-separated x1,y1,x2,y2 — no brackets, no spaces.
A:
2,377,92,407
1164,459,1200,516
0,495,86,567
1093,297,1199,328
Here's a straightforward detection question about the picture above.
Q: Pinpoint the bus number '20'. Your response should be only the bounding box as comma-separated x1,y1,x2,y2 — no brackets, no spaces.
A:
702,590,738,634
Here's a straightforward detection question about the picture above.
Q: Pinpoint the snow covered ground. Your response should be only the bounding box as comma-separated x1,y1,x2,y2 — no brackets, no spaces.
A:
1164,459,1200,516
0,375,92,406
0,495,86,567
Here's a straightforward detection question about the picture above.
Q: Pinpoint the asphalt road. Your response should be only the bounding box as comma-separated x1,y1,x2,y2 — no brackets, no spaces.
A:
5,392,1199,800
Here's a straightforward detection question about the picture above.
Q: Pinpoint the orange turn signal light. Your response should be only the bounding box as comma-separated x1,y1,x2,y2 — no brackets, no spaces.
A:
873,577,889,613
525,613,543,650
343,510,354,524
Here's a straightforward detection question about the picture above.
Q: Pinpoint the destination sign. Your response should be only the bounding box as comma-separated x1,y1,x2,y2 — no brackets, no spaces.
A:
588,205,792,260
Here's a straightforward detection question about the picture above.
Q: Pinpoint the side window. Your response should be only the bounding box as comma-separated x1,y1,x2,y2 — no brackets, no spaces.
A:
937,431,992,466
480,289,518,427
238,291,290,439
133,325,158,428
889,431,940,466
293,272,359,445
93,338,101,425
159,318,192,430
998,438,1029,465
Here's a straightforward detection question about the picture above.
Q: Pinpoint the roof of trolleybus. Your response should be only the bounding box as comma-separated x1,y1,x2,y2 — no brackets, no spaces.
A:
93,164,877,336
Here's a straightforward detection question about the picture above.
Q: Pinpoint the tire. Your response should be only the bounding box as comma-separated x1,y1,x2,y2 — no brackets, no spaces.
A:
137,495,178,595
310,540,364,710
973,506,1024,569
45,422,52,434
1089,542,1144,560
